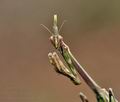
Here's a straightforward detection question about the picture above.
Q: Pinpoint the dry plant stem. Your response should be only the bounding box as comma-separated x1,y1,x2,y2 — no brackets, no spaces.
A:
79,92,89,102
59,40,101,93
109,88,116,102
53,37,118,102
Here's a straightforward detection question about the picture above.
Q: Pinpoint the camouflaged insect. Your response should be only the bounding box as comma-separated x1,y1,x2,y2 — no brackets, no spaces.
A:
42,14,118,102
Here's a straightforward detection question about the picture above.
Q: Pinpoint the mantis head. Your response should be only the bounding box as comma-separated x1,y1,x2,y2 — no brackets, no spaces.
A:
41,14,66,49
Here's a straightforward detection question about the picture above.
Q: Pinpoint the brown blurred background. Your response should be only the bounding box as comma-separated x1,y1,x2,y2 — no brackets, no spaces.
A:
0,0,119,102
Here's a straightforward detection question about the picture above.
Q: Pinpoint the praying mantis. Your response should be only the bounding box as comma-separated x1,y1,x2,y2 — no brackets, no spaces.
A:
41,14,118,102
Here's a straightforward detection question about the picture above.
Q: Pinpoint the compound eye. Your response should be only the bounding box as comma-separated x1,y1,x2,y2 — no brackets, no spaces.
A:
49,36,55,44
49,36,53,41
58,35,63,41
58,36,63,44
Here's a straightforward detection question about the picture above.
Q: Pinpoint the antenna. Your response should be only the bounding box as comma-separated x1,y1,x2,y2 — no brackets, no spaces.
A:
40,24,53,35
59,20,67,32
